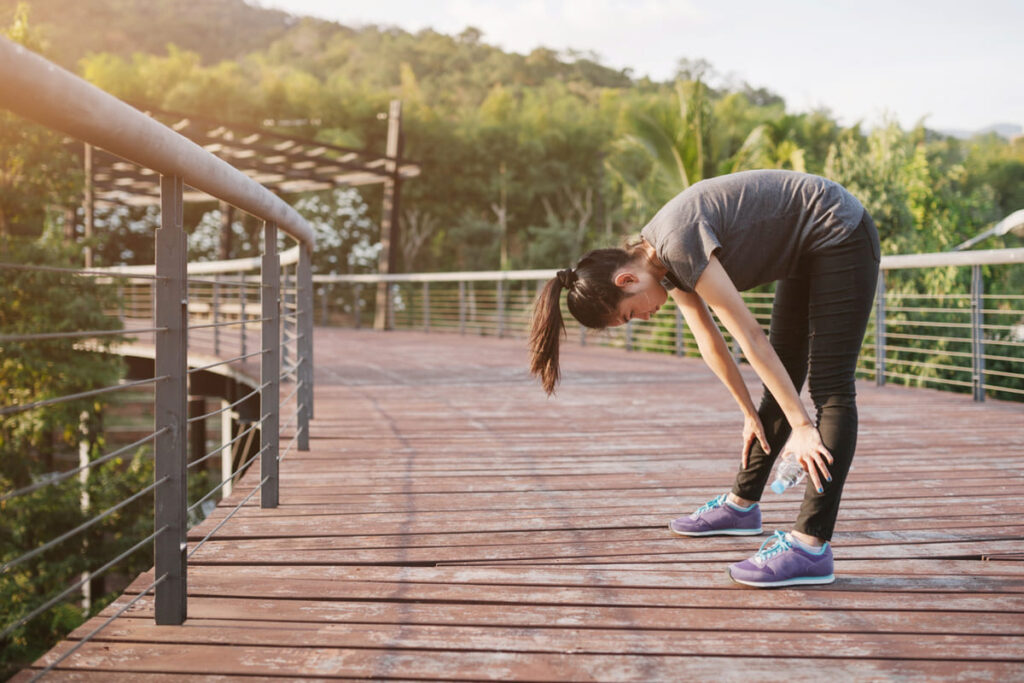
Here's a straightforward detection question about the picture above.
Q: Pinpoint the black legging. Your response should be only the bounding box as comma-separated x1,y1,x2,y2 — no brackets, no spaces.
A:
732,211,881,540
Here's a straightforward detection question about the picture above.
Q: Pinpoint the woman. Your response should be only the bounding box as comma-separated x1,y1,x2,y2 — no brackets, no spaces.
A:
529,169,880,587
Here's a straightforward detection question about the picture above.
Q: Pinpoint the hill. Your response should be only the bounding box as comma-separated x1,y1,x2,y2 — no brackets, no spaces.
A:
0,0,298,67
0,0,635,97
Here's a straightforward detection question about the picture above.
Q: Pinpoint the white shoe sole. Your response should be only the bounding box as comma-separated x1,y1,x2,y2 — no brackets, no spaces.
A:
729,572,836,588
668,524,763,537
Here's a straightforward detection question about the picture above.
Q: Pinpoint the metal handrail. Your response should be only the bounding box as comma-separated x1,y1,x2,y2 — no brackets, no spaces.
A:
315,248,1024,284
0,38,313,247
314,247,1024,403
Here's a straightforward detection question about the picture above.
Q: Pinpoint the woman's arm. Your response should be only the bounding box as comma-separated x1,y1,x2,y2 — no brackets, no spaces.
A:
671,286,769,467
690,255,833,488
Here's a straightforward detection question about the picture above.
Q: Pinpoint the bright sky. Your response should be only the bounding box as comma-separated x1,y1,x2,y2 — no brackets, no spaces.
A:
258,0,1023,134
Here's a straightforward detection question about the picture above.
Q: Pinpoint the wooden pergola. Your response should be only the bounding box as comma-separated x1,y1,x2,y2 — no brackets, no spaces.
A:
77,101,418,328
80,104,419,207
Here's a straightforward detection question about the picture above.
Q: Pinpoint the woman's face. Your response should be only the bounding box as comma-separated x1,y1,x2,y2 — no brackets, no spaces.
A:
610,267,668,327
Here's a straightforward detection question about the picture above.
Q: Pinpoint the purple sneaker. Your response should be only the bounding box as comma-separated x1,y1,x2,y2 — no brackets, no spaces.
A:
669,494,762,537
729,531,835,588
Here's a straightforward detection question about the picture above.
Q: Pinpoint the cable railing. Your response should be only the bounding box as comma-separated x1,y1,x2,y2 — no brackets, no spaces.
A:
0,37,314,679
315,248,1024,402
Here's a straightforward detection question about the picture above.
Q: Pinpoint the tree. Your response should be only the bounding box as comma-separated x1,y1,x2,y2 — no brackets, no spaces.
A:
0,4,81,241
1,238,127,676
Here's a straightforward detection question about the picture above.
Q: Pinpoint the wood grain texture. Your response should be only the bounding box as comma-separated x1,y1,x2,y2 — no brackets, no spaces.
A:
21,328,1024,681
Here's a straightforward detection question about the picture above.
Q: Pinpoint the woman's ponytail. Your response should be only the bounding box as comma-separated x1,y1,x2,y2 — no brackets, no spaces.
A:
529,274,569,395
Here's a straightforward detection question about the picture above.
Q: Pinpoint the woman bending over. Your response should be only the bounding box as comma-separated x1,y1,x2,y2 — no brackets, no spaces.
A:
529,169,880,587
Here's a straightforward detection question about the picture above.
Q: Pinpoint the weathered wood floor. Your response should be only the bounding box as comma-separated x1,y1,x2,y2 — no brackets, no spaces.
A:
22,328,1024,680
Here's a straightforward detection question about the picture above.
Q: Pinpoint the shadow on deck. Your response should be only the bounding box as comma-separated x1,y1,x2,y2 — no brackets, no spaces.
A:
21,328,1024,680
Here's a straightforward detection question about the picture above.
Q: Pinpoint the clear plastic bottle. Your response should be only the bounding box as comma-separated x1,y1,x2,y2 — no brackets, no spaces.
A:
770,453,806,494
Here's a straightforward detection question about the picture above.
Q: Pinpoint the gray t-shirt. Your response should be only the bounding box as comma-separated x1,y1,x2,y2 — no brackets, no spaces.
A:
639,170,865,292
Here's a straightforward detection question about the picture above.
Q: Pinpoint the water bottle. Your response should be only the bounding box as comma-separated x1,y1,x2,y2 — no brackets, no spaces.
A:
770,453,806,494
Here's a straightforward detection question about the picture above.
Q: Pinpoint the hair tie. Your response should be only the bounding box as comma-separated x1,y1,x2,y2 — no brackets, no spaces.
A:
556,268,578,289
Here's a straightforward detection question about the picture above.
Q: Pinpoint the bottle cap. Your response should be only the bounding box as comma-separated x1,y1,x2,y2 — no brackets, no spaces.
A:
770,480,786,494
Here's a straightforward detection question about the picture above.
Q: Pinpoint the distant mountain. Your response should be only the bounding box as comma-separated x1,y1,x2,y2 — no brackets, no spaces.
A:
939,122,1022,140
0,0,298,68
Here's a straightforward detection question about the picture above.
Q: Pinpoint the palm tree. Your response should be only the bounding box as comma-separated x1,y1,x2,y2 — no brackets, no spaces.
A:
616,79,712,204
730,116,807,173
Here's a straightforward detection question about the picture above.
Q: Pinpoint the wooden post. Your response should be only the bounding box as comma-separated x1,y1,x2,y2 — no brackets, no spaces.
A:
374,100,403,330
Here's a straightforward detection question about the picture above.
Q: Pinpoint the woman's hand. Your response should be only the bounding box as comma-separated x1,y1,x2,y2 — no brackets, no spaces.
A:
782,424,834,492
741,413,770,469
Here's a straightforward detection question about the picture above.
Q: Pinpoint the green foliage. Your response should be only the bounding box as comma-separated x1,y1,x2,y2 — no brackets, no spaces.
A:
0,240,125,453
0,237,134,676
1,445,154,678
823,121,1022,393
0,112,80,239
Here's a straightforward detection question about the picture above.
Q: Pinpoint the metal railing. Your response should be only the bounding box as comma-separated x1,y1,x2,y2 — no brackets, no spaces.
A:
315,248,1024,402
0,37,314,678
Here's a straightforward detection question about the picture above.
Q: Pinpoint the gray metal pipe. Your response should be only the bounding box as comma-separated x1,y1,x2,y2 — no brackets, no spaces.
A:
0,38,313,247
315,248,1024,285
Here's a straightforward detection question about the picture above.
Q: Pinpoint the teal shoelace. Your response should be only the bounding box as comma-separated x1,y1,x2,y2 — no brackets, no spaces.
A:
753,530,792,565
693,494,727,516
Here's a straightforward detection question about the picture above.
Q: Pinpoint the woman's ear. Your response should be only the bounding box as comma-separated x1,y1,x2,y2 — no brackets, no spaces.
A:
613,270,638,289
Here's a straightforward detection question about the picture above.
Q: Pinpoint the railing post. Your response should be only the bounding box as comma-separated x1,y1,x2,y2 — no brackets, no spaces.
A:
321,284,328,326
213,274,221,356
459,281,466,335
281,268,291,374
354,284,363,329
298,244,313,446
388,283,398,330
625,320,633,351
154,174,187,625
675,306,684,357
423,282,430,332
239,271,246,360
261,221,280,508
497,280,505,338
971,264,986,402
875,271,886,386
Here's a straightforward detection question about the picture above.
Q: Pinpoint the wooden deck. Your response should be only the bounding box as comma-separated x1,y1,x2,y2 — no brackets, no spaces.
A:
21,328,1024,680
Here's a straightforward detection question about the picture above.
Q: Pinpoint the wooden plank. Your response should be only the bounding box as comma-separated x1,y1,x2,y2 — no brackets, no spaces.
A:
62,619,1024,662
24,642,1024,680
121,570,1024,602
96,592,1024,629
182,519,1024,552
22,328,1024,680
184,534,1024,566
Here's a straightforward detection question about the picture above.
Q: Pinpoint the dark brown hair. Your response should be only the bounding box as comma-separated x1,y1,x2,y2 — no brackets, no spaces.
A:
529,247,639,395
